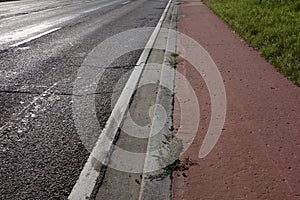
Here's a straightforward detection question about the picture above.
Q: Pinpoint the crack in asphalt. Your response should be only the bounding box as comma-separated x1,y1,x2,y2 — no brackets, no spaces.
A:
0,89,111,96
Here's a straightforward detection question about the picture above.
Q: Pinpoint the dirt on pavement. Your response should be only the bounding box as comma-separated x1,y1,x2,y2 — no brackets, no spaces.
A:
172,0,300,199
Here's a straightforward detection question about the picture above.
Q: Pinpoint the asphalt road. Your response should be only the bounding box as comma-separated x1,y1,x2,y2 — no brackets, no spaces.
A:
0,0,168,199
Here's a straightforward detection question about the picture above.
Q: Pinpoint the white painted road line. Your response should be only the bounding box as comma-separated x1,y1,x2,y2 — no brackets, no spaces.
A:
1,1,121,47
122,1,130,5
0,6,62,24
10,27,61,47
80,0,121,14
0,24,52,44
68,0,173,199
1,14,75,46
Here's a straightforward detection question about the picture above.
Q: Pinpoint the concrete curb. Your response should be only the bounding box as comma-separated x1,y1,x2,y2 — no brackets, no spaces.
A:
138,2,177,200
68,0,174,199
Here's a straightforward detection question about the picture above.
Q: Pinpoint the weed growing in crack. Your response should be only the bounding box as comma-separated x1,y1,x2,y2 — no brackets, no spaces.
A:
168,52,180,68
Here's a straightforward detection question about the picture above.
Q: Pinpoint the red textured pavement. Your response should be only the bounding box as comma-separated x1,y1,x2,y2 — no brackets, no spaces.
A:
172,1,300,199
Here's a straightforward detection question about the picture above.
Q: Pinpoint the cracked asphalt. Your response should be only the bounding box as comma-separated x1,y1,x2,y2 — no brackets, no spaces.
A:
0,0,168,199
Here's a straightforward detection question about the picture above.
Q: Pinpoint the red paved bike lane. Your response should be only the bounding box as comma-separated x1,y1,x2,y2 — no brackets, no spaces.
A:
172,1,300,199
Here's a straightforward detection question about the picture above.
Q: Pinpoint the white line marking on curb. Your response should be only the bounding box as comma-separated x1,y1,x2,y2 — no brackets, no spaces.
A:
68,0,173,199
10,27,61,47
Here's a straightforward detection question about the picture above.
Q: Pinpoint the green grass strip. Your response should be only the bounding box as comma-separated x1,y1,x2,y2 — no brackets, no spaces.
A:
202,0,300,85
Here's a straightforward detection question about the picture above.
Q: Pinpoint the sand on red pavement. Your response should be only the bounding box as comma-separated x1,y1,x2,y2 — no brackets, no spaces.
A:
172,1,300,199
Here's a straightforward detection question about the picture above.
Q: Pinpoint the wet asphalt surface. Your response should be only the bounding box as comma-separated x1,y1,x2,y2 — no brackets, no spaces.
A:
0,0,168,199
